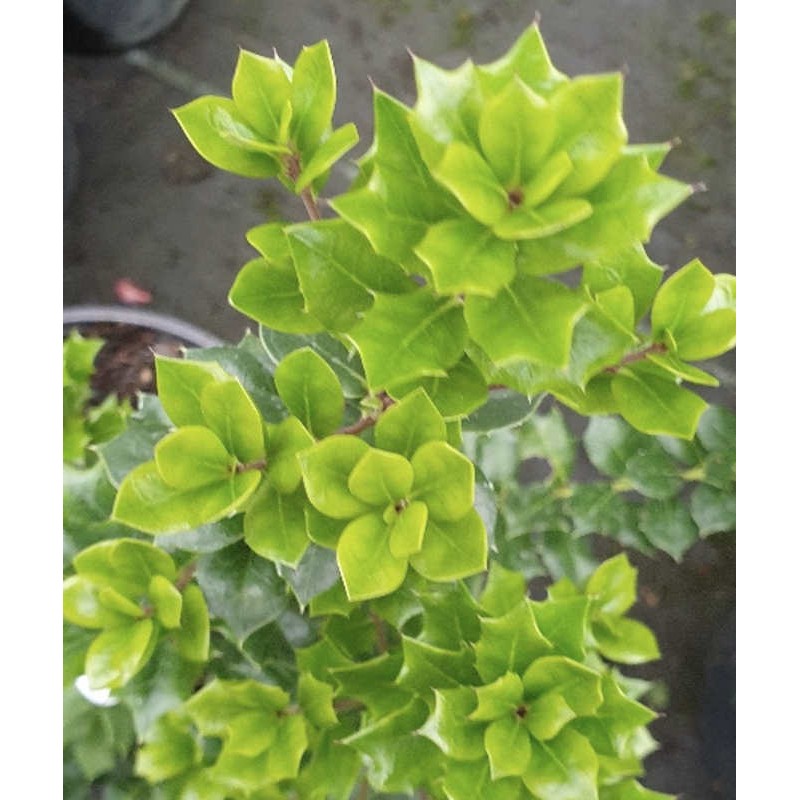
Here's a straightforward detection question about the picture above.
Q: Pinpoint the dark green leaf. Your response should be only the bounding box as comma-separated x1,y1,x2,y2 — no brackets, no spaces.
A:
462,387,539,433
196,542,290,641
277,544,341,608
690,484,735,536
96,395,173,487
639,498,700,560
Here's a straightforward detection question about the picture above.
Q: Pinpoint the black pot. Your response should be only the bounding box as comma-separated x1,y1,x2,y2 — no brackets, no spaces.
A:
64,305,223,348
64,0,192,54
63,304,223,401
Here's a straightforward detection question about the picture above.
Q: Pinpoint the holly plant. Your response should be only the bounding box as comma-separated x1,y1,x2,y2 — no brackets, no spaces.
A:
63,25,734,800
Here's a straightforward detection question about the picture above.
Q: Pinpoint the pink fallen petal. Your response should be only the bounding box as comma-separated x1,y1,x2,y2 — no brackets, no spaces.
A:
114,278,153,306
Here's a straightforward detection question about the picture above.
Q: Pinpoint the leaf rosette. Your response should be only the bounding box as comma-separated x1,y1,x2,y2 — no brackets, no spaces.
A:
63,539,210,690
299,389,488,600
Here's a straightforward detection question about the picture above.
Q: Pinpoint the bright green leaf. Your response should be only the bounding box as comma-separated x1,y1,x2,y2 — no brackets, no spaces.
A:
375,387,447,457
348,448,414,506
175,584,210,662
411,509,487,582
148,574,183,629
470,672,525,721
523,727,599,800
155,356,229,428
612,370,707,440
593,615,660,664
465,275,586,368
264,415,315,494
416,217,516,296
350,290,468,390
485,715,533,779
274,347,344,438
85,619,157,690
411,440,474,521
651,259,715,336
299,435,372,518
337,513,408,601
244,484,309,566
296,123,359,191
200,379,265,464
231,49,292,141
290,40,336,154
586,553,638,616
113,461,260,535
154,426,233,490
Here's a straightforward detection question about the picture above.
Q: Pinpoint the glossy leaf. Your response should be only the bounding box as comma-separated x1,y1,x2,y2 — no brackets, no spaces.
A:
586,553,637,616
296,122,359,191
411,440,475,521
651,259,715,336
486,715,533,779
465,275,586,368
175,584,210,662
350,290,468,390
154,426,233,490
421,686,485,760
523,727,599,800
244,484,309,566
375,388,447,458
287,220,411,332
612,370,707,440
85,619,157,689
173,96,280,178
638,498,700,560
349,448,414,505
113,461,260,534
200,379,265,464
522,656,603,716
410,509,488,582
185,333,286,423
155,356,228,428
479,77,554,186
299,435,371,518
470,672,525,721
389,356,489,420
196,542,290,641
549,73,627,196
231,49,291,140
416,217,516,296
274,347,344,437
337,513,408,600
290,40,336,154
229,256,323,334
593,615,661,664
264,415,315,494
475,601,552,682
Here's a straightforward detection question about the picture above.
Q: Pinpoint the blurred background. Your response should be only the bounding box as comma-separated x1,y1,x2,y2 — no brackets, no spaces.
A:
63,1,735,797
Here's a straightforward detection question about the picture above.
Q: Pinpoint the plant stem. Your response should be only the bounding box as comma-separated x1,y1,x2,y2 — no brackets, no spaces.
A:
338,393,394,435
175,561,198,591
370,610,388,654
300,187,321,220
605,342,668,374
235,458,267,473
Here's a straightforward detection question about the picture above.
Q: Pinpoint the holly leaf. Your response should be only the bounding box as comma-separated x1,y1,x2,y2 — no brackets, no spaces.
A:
229,256,324,335
410,509,488,582
196,542,290,641
522,728,599,800
299,435,372,519
411,441,475,522
350,290,468,390
474,601,552,683
592,615,660,665
639,498,700,561
172,96,280,178
290,40,336,155
337,513,408,601
287,220,412,332
465,274,586,368
274,347,345,437
231,49,292,141
244,484,309,567
113,461,260,535
612,369,707,440
420,686,485,761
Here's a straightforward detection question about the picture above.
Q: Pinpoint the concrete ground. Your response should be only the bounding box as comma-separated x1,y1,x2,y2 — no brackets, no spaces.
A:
64,1,735,797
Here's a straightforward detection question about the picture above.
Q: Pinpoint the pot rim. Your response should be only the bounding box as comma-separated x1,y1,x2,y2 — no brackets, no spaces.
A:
63,304,224,349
